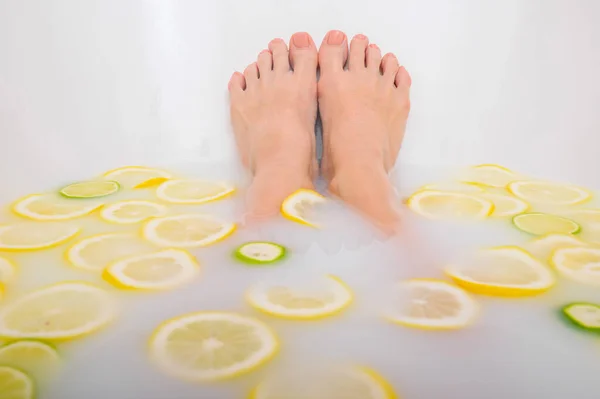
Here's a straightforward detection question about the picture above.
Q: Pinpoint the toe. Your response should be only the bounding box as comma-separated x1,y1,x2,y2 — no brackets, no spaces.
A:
318,30,348,74
268,38,290,72
289,32,318,77
366,43,382,72
257,49,273,78
228,71,246,93
395,66,412,88
348,34,369,71
243,63,259,87
381,53,400,82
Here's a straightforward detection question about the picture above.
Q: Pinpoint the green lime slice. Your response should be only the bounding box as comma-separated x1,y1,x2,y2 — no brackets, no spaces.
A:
234,242,286,265
60,181,120,198
562,303,600,332
0,366,34,399
0,340,61,378
512,212,580,236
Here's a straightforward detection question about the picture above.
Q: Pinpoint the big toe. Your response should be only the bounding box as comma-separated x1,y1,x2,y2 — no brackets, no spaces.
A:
318,30,348,74
289,32,318,77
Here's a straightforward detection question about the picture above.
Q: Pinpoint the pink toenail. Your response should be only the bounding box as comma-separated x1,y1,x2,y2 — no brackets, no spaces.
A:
327,30,346,45
260,49,270,54
355,34,367,40
369,44,379,49
292,32,310,48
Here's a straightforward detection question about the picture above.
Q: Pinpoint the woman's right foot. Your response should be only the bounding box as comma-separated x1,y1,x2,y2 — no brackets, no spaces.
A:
317,30,412,233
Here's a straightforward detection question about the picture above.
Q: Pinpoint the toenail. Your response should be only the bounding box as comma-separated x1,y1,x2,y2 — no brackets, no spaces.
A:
354,34,368,40
369,44,379,49
259,49,271,54
270,38,284,44
327,30,346,45
292,32,310,48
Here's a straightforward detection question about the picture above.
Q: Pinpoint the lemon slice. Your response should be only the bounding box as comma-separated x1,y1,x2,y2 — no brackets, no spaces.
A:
460,164,520,188
103,249,200,290
65,233,150,272
142,214,236,248
0,257,17,284
0,366,34,399
0,282,115,340
250,365,398,399
561,303,600,332
100,200,167,224
513,213,580,235
281,189,326,227
12,194,102,221
383,279,478,330
149,311,278,382
155,179,235,204
527,233,589,260
407,190,494,220
419,182,486,193
550,247,600,286
0,340,61,378
445,246,555,296
103,166,172,188
234,242,286,265
0,223,80,251
246,275,353,320
507,180,592,206
482,193,529,217
59,181,120,199
568,209,600,230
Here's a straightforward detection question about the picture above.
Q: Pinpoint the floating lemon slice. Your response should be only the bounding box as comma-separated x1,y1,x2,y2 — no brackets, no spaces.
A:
149,311,278,382
0,223,80,251
460,164,520,188
0,366,34,399
281,189,326,227
100,200,167,224
482,193,529,218
156,179,235,204
384,279,478,330
0,282,115,340
418,182,485,193
0,257,17,284
66,233,150,272
528,233,589,261
59,181,120,199
407,190,494,220
234,242,286,265
246,275,353,320
143,214,236,248
12,194,102,221
103,249,200,291
561,303,600,332
0,340,61,378
568,209,600,230
103,166,172,189
446,246,555,296
507,180,592,206
550,247,600,286
513,213,580,235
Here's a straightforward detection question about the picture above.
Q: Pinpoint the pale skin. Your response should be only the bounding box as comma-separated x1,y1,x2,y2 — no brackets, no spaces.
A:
228,30,411,233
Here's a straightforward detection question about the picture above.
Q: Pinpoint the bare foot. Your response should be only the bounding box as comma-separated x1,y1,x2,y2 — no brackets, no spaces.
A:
318,30,412,233
228,32,319,221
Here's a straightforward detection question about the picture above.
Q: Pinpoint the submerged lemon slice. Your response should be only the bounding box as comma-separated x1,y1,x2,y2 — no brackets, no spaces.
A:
12,194,102,221
142,214,236,248
60,181,120,199
0,257,17,284
550,247,600,286
149,311,278,382
0,282,115,340
384,279,478,330
281,189,326,227
527,233,589,261
246,275,353,320
482,193,529,218
100,200,167,224
407,190,494,220
0,340,61,378
66,233,150,272
103,166,172,189
513,213,580,235
104,249,200,290
460,164,520,188
446,246,555,296
507,181,592,206
156,179,235,204
0,366,34,399
568,209,600,230
0,223,80,251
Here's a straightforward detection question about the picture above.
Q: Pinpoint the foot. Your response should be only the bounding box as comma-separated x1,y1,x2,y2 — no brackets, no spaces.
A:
318,30,412,232
228,32,319,220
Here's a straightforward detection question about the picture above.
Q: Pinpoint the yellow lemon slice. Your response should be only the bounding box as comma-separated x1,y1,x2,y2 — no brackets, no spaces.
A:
100,200,167,224
0,282,116,340
568,209,600,230
281,189,326,227
460,164,520,188
12,194,102,221
407,190,494,220
0,257,17,284
507,180,592,206
445,246,555,296
0,340,61,379
418,182,485,193
0,223,80,251
149,311,278,382
142,214,236,248
102,166,172,189
59,181,120,199
103,249,200,290
65,233,150,272
513,213,580,235
383,279,478,330
155,179,235,204
527,233,589,261
482,193,529,217
246,275,353,320
550,247,600,286
0,366,34,399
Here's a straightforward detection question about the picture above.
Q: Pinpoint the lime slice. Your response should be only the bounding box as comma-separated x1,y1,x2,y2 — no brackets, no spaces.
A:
561,303,600,332
234,242,286,265
0,366,34,399
60,181,120,199
0,340,61,378
513,213,580,235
